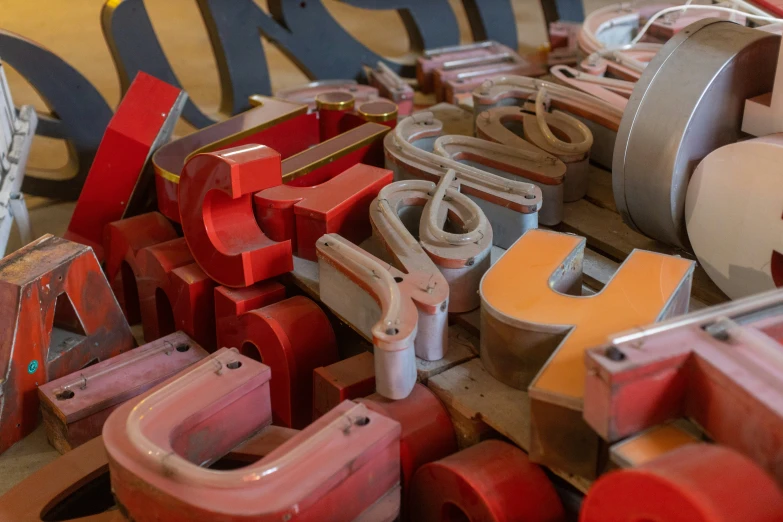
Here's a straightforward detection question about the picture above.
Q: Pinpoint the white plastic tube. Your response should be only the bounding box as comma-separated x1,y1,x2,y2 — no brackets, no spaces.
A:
534,88,594,155
421,169,488,245
478,76,624,123
126,350,374,488
54,340,178,393
393,113,539,198
631,4,783,45
322,235,404,344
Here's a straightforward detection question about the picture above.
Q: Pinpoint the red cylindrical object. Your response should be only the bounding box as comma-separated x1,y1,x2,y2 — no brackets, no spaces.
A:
360,384,457,521
580,444,783,522
217,295,338,429
409,439,566,522
316,91,355,141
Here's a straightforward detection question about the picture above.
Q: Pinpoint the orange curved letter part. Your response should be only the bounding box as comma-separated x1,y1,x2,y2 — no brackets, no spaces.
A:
480,229,693,477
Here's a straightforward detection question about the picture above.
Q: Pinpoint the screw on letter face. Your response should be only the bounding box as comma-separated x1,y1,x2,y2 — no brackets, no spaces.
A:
179,145,293,288
0,235,135,454
38,332,208,453
480,228,694,478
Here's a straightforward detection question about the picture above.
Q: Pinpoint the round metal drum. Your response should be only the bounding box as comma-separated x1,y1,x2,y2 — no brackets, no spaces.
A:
613,19,779,249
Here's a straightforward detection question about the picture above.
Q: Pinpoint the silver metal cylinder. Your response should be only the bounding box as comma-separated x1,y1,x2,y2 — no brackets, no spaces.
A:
613,19,779,249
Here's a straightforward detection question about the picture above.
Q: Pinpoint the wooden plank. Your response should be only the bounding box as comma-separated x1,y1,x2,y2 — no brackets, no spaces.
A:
428,358,593,493
428,357,529,448
559,165,723,306
417,324,477,383
585,164,616,212
558,198,728,306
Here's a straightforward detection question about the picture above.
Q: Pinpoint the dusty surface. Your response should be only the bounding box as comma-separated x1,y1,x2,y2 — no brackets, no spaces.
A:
0,0,615,494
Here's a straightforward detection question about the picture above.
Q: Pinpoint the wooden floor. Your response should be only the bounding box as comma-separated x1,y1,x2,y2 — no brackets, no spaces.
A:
0,0,663,496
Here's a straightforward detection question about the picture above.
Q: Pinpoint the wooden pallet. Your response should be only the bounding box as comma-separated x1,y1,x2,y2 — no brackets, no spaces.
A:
285,161,726,495
556,165,727,307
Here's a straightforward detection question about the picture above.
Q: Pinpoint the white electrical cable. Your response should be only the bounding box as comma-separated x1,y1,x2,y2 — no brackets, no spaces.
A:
631,4,783,45
581,1,783,58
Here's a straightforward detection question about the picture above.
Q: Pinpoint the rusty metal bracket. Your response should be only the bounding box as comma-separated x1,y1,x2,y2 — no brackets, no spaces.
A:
0,235,135,454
